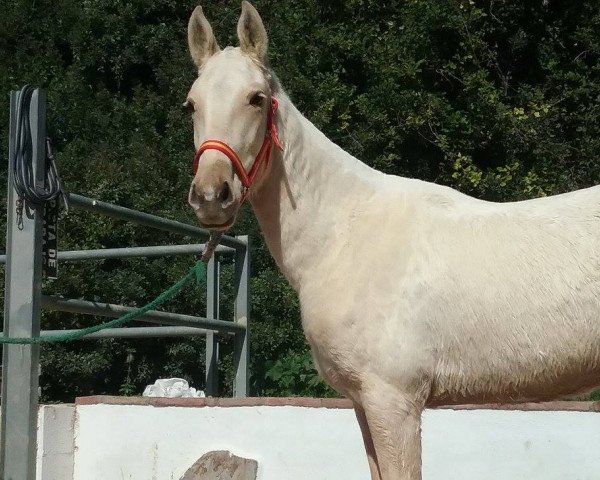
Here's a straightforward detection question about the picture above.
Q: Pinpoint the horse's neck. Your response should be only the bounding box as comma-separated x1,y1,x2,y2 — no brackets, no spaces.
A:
250,95,380,290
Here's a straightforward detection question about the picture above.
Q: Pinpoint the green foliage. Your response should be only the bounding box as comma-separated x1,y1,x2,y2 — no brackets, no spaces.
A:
1,0,600,400
264,350,338,398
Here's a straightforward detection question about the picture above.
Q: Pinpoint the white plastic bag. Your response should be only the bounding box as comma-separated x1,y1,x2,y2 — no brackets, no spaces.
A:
142,378,205,398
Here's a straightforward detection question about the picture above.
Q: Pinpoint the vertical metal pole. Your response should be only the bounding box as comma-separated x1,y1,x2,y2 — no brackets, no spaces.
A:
1,89,45,480
204,255,219,396
233,236,249,397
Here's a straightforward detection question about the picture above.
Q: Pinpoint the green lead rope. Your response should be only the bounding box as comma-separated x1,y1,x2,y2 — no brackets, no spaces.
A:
0,261,206,345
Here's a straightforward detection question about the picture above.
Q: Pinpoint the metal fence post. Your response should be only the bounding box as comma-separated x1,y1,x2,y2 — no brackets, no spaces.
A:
205,255,219,396
1,89,45,480
233,236,249,397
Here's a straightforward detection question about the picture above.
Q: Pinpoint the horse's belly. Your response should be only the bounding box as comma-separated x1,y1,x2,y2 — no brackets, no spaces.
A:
429,345,600,406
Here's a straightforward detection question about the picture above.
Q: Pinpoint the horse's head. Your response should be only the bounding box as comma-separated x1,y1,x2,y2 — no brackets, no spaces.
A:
186,2,277,231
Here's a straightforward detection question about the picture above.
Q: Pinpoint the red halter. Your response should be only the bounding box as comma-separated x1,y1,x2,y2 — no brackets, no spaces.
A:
192,97,283,203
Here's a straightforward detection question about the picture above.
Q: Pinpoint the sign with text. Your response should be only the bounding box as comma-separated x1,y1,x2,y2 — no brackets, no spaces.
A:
42,198,58,279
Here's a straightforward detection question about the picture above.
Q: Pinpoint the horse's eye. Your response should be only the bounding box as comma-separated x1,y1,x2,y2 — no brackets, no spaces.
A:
249,92,265,108
182,100,195,114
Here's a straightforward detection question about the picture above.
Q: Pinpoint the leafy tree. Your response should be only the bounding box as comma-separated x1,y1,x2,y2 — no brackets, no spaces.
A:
1,0,599,400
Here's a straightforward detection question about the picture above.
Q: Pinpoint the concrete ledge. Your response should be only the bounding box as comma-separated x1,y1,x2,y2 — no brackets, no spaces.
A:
70,398,600,479
75,395,600,412
75,395,353,409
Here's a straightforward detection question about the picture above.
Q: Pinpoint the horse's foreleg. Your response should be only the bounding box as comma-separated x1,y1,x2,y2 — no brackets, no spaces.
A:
362,387,425,480
353,402,382,480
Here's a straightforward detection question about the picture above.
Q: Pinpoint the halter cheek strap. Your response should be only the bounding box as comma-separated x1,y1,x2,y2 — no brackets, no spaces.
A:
192,97,283,203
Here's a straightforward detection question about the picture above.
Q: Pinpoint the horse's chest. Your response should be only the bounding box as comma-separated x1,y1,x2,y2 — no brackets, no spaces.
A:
301,311,365,394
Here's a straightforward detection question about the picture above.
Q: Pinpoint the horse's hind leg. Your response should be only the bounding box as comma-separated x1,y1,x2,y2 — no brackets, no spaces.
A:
361,385,425,480
353,402,382,480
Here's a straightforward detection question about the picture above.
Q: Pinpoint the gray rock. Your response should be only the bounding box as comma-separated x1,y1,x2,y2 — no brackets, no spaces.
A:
179,450,258,480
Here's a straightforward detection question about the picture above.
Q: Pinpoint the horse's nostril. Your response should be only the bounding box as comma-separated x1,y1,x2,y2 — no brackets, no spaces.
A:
189,183,202,209
219,181,232,203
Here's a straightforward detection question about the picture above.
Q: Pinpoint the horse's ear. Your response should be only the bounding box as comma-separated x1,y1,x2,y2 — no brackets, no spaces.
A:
188,6,220,69
237,1,268,63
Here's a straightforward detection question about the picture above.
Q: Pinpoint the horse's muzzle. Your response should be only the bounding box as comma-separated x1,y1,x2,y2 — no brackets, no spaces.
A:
188,178,239,231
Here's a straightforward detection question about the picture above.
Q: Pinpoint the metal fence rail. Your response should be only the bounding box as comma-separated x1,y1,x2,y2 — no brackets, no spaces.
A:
40,296,245,333
0,243,234,264
66,193,246,249
30,326,216,340
0,88,251,480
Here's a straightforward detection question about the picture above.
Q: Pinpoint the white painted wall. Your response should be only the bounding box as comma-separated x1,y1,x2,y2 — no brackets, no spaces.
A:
70,404,600,480
73,404,368,480
422,409,600,480
36,404,75,480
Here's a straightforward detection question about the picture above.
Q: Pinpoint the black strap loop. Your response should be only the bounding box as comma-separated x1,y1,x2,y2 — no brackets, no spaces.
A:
12,85,67,226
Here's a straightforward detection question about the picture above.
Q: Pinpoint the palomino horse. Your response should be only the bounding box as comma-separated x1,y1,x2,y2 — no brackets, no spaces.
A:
185,3,600,479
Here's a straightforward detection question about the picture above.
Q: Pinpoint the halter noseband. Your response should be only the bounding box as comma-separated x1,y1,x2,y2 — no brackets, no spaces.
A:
192,97,283,203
